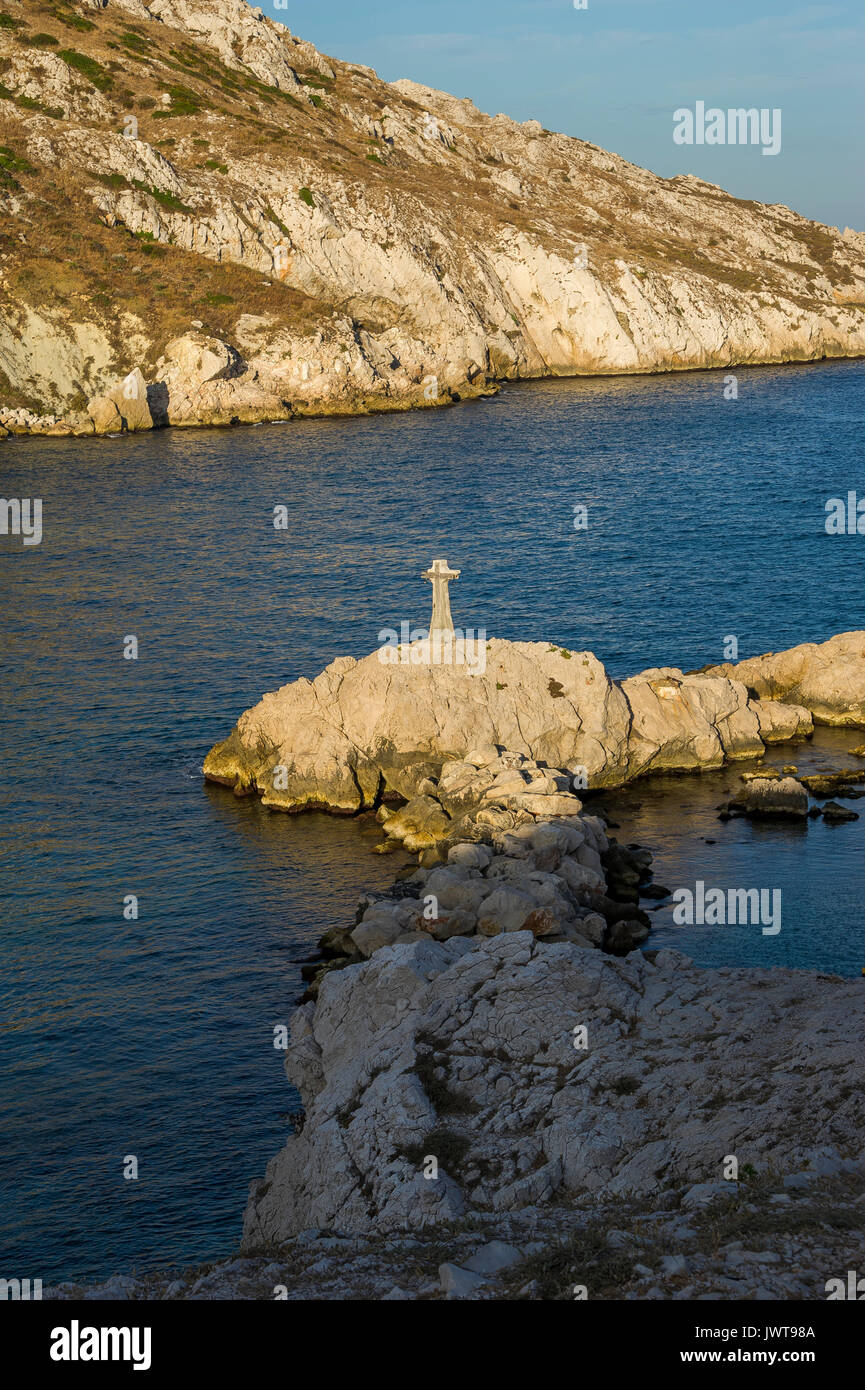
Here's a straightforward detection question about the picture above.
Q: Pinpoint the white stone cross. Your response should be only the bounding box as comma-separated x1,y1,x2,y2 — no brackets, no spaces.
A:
422,557,460,635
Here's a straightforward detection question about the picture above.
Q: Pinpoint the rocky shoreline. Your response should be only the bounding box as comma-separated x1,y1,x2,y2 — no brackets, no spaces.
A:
1,348,863,444
0,335,495,440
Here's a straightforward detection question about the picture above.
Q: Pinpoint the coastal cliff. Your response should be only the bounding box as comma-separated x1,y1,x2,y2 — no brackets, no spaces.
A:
3,0,865,438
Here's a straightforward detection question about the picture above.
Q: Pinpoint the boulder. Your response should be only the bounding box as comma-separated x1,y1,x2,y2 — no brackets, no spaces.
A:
162,332,240,387
351,906,407,957
821,801,859,822
605,918,651,954
752,699,814,743
464,1240,523,1275
382,795,451,850
87,368,154,433
738,776,809,817
447,843,493,870
87,396,123,434
438,1263,486,1299
477,886,538,935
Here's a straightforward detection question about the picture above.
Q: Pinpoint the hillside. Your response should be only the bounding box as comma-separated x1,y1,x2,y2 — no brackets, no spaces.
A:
2,0,865,436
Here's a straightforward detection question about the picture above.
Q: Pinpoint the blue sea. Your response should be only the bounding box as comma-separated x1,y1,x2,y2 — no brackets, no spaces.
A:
1,358,864,1283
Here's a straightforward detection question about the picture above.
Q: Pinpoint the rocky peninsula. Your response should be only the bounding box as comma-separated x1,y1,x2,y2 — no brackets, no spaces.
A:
46,611,865,1300
3,0,865,439
52,622,858,1300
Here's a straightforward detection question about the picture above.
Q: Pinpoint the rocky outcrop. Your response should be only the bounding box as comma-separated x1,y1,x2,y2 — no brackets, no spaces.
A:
87,367,153,433
2,0,865,433
241,931,865,1247
48,1156,865,1298
236,708,863,1256
705,631,865,728
202,634,844,812
734,774,810,818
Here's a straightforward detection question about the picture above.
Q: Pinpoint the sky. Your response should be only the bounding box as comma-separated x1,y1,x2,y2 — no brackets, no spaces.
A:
260,0,865,230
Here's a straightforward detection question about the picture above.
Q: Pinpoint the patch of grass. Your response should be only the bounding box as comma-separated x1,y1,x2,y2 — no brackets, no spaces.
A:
0,12,25,29
697,1198,861,1252
266,205,290,237
204,159,228,174
19,32,59,48
606,1076,640,1097
412,1033,479,1115
366,152,384,165
56,9,95,33
14,93,63,117
151,84,202,118
298,186,314,207
202,292,235,306
93,171,129,189
0,144,36,176
58,47,113,92
130,179,192,215
120,30,149,54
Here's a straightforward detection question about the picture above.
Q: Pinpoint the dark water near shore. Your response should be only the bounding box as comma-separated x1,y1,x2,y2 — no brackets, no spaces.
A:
1,359,864,1284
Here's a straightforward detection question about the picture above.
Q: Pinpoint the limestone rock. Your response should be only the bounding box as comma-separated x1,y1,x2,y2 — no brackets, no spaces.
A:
162,333,241,388
241,934,865,1245
205,640,814,809
438,1263,486,1299
708,632,865,729
87,368,154,433
738,775,809,817
753,699,814,743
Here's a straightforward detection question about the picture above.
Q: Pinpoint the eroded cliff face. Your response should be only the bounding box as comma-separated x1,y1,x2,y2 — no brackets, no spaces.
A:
2,0,865,436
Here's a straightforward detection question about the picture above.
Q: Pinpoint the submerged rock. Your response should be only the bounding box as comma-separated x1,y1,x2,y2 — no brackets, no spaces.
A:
820,801,859,823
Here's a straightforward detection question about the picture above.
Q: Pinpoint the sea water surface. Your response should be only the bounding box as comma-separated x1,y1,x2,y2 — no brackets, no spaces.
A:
1,360,864,1283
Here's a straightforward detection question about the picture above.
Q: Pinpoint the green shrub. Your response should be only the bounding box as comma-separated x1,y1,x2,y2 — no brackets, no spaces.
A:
266,205,290,237
298,186,314,207
94,171,129,189
131,179,192,214
56,10,94,32
151,84,201,117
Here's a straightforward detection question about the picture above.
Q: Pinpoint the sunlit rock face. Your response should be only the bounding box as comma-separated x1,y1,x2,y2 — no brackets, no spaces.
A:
202,633,845,813
3,1,865,432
